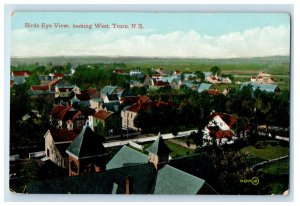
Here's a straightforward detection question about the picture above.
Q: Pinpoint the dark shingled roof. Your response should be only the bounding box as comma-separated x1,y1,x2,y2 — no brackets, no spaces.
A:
146,133,172,155
26,163,156,194
66,125,107,159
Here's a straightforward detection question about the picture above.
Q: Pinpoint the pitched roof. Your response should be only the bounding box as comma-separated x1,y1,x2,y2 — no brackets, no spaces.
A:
197,83,212,93
146,133,172,155
49,129,79,142
126,102,151,113
241,82,279,93
92,110,113,120
66,125,107,159
210,112,237,128
31,85,49,91
53,73,64,77
48,78,61,86
49,105,66,116
106,145,148,170
209,130,234,139
100,85,116,95
26,163,156,194
103,102,120,113
154,81,169,87
106,94,119,101
154,165,205,194
12,71,31,76
205,89,222,96
120,96,151,105
76,93,91,101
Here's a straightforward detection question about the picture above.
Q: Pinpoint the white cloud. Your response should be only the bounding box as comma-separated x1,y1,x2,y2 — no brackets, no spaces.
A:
11,25,290,58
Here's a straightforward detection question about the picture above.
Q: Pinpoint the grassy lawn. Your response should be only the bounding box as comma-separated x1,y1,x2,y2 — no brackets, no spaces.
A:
165,140,193,158
259,158,289,176
240,145,289,160
137,140,193,158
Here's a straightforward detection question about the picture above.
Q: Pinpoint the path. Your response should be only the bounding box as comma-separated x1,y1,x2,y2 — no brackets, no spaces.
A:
103,129,197,148
167,139,197,150
251,155,289,170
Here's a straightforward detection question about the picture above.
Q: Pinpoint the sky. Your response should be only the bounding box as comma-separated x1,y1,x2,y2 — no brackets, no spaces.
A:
11,12,291,58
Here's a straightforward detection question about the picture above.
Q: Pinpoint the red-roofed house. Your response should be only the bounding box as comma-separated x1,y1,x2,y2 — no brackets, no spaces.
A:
31,85,50,91
49,105,90,130
11,71,31,77
205,89,222,96
120,96,151,106
203,112,238,145
44,129,79,168
88,110,121,136
149,81,170,90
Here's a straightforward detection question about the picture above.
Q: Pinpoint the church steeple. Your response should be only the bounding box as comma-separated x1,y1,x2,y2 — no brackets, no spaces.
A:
146,132,172,170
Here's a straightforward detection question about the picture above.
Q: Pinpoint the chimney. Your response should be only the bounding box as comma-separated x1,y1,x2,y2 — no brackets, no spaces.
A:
125,176,133,194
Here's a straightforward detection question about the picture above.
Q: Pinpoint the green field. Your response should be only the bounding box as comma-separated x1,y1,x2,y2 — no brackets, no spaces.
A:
240,145,289,160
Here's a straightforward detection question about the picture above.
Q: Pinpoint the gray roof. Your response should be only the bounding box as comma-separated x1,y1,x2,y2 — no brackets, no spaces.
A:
197,83,212,93
145,133,171,155
203,72,212,77
241,82,279,93
161,76,179,83
66,125,107,159
106,145,148,170
154,165,205,194
100,85,116,95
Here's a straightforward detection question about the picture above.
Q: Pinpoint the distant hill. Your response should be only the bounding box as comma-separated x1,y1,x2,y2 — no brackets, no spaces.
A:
11,56,290,67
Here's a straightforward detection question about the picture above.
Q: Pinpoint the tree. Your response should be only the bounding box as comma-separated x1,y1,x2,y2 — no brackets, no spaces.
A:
210,66,221,76
194,71,205,82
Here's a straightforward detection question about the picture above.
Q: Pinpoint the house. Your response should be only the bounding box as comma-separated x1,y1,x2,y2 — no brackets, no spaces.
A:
55,84,80,98
170,78,182,89
49,105,92,130
31,85,50,91
183,73,196,80
100,85,123,99
203,112,238,145
88,110,121,136
66,125,108,176
11,70,31,77
149,81,170,90
129,69,142,76
129,80,144,88
26,134,216,194
241,82,280,93
113,69,125,74
205,89,222,96
250,72,275,84
29,86,55,104
144,75,155,86
104,94,119,103
121,101,152,131
90,98,104,111
120,95,151,106
197,83,212,93
44,129,79,168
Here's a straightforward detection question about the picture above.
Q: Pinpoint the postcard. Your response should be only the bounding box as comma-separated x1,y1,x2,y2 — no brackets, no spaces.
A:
9,12,290,195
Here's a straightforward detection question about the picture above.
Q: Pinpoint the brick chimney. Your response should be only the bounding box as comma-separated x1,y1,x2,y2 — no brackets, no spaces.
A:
125,176,133,194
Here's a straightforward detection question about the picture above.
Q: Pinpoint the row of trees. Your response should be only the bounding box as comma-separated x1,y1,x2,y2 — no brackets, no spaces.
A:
133,84,289,143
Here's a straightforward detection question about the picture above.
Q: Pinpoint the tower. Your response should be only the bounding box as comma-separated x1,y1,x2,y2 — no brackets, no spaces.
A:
66,125,108,176
145,132,172,170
